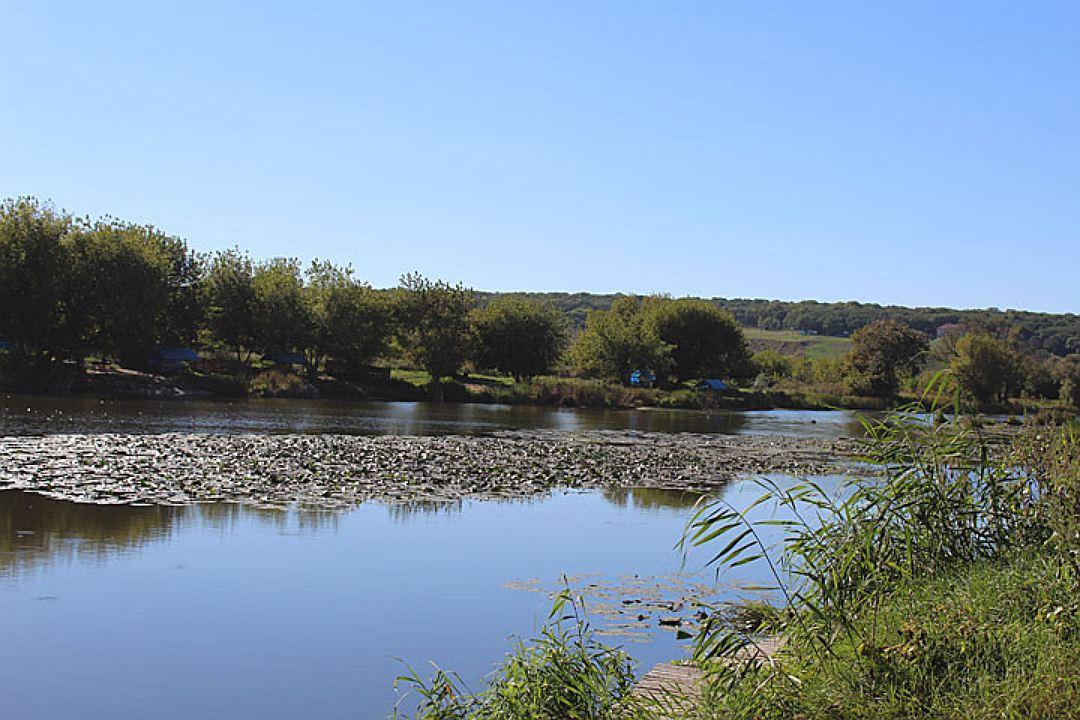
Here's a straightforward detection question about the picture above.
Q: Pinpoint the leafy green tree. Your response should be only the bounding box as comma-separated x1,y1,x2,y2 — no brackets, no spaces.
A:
0,198,72,359
1021,357,1061,400
569,296,671,383
1054,354,1080,408
642,298,750,381
205,249,259,362
394,272,474,388
158,237,205,348
950,333,1022,405
66,220,193,366
304,261,391,374
752,349,793,382
472,297,568,380
846,319,928,398
252,258,310,357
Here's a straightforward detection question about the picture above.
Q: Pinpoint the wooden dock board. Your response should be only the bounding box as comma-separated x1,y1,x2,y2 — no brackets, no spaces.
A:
632,661,705,703
630,636,784,710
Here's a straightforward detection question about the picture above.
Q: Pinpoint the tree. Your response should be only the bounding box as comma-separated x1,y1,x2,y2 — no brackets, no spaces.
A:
393,273,474,389
1054,354,1080,408
472,297,568,380
1021,357,1061,400
752,349,793,382
158,237,205,348
950,333,1022,406
65,220,186,366
304,261,391,374
846,319,928,399
252,258,310,357
569,296,671,383
205,249,258,362
0,198,71,359
643,298,750,381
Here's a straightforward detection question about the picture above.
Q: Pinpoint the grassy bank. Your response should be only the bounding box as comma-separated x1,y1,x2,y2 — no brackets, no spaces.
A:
395,412,1080,719
5,360,1076,416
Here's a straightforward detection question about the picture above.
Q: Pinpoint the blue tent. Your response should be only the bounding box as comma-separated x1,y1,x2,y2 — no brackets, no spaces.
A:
695,379,729,391
150,347,199,363
148,347,199,372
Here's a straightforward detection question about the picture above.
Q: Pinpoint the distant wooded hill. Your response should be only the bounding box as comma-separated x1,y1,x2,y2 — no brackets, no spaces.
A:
477,292,1079,357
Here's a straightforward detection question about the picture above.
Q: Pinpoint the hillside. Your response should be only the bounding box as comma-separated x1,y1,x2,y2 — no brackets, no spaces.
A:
478,292,1079,357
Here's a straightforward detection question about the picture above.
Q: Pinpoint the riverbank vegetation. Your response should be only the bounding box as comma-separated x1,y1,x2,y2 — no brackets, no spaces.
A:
1,197,1077,413
396,409,1080,719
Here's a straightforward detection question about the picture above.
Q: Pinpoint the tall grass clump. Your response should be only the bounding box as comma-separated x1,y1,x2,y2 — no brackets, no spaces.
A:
682,401,1080,719
394,590,636,720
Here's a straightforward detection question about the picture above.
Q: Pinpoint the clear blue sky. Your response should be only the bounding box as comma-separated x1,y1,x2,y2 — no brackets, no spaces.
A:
2,2,1077,313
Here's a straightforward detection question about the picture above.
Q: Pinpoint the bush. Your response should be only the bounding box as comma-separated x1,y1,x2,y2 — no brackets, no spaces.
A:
395,592,636,720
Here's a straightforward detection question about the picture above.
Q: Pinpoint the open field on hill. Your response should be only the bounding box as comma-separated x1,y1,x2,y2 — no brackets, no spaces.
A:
742,328,852,359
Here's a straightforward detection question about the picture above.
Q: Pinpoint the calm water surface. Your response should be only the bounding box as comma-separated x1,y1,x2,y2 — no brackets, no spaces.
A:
0,484,818,720
0,394,867,438
0,400,856,718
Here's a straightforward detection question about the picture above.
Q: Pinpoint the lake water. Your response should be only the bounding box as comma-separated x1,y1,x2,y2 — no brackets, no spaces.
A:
0,394,867,439
0,399,859,719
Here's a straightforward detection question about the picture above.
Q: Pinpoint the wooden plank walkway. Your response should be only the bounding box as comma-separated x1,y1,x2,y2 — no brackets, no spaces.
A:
632,661,705,703
631,636,784,710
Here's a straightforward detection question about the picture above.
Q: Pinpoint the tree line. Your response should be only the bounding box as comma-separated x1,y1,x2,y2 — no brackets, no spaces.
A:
478,292,1080,357
0,198,753,386
2,197,1078,408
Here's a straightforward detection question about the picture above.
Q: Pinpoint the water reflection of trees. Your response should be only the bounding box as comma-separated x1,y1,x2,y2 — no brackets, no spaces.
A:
600,487,709,512
384,494,550,521
0,491,341,576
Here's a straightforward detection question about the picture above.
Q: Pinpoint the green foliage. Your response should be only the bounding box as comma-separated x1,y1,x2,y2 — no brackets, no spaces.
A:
472,296,568,380
0,199,201,366
0,198,72,359
951,333,1023,406
1021,356,1062,400
846,319,928,399
483,292,1080,358
67,219,199,366
304,260,391,373
752,349,793,381
251,258,309,357
1055,354,1080,408
643,298,751,381
395,590,636,720
569,296,671,383
681,408,1080,720
205,249,258,362
394,273,474,384
697,553,1080,720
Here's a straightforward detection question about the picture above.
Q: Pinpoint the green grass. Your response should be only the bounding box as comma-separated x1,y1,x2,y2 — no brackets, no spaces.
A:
743,327,852,360
701,552,1080,720
681,413,1080,720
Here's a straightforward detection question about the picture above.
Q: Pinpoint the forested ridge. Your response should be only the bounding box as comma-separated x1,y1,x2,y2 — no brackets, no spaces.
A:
478,292,1079,357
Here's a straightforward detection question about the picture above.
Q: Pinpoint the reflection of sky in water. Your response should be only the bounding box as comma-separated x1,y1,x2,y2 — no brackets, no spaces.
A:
0,455,851,720
0,488,696,719
0,478,847,720
0,394,870,438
